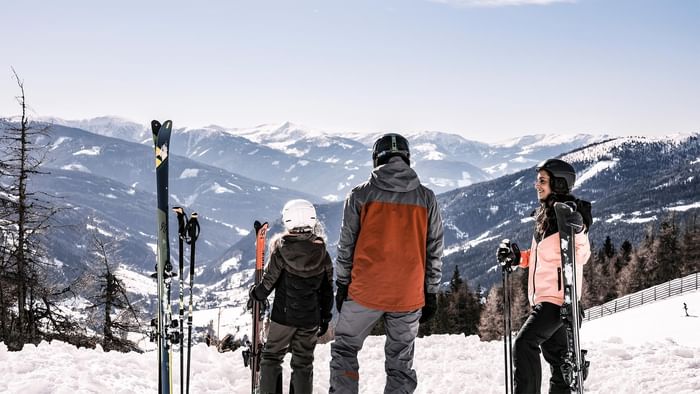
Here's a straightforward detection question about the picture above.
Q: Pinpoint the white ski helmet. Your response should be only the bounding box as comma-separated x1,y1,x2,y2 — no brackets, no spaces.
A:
282,199,317,232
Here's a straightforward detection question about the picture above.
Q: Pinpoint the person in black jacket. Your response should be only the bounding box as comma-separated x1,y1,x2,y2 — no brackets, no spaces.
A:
249,199,334,394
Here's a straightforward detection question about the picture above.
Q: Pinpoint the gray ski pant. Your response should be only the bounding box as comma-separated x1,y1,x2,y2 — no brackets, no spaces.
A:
260,321,318,394
329,300,421,394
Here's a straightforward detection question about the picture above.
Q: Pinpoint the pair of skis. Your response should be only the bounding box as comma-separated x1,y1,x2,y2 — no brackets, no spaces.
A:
152,120,174,394
553,202,589,393
152,120,201,394
501,202,589,394
242,220,269,394
174,207,200,394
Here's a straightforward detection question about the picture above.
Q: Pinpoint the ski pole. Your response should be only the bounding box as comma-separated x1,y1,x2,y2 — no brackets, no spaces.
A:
173,207,188,394
186,212,200,394
501,262,514,394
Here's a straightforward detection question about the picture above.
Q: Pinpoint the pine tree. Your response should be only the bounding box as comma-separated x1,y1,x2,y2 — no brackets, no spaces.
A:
652,215,681,285
477,285,504,341
680,214,700,276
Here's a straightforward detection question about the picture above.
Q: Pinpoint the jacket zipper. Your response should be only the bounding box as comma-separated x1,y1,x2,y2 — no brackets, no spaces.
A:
557,267,562,291
532,241,539,297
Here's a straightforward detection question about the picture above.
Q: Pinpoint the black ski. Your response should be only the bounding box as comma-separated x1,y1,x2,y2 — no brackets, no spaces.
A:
153,119,174,394
553,202,590,394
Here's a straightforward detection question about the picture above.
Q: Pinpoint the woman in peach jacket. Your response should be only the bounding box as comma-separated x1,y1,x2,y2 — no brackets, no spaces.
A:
497,158,592,394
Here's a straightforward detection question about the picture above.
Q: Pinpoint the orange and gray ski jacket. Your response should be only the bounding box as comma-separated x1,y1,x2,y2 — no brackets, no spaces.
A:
336,157,444,312
519,231,591,307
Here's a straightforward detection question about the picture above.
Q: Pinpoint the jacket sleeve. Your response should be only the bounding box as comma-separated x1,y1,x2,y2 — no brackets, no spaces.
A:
519,249,531,269
425,190,444,294
259,249,284,297
336,191,361,286
319,251,334,320
575,231,591,266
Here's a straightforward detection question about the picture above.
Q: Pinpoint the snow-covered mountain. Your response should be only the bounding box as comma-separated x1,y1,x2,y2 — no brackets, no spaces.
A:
437,133,700,287
203,133,700,294
41,116,149,143
45,117,605,196
18,123,319,284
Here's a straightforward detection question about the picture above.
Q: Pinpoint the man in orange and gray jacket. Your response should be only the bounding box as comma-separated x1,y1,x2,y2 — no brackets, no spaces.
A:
329,133,444,394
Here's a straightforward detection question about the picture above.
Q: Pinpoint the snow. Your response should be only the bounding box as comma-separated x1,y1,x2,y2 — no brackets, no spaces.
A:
115,267,155,296
73,146,101,156
50,136,71,151
2,289,699,393
574,159,619,189
86,223,113,237
668,201,700,212
179,168,199,179
323,194,340,202
219,254,242,274
211,182,235,194
61,163,91,173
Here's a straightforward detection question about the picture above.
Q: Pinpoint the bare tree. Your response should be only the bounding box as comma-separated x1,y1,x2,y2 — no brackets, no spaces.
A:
85,233,143,352
0,68,72,350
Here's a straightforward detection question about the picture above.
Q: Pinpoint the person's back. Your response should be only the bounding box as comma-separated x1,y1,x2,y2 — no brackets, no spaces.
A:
250,199,333,394
330,134,444,394
339,155,441,311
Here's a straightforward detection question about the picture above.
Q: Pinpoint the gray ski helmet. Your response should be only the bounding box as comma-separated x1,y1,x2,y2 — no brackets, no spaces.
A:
536,158,576,194
372,133,410,167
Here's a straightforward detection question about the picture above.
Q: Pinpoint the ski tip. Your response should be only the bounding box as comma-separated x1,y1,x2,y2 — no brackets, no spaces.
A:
151,120,161,133
254,220,262,232
172,206,184,214
162,120,173,129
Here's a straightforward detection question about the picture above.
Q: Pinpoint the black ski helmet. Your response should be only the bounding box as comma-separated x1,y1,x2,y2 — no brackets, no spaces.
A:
372,133,410,167
536,158,576,194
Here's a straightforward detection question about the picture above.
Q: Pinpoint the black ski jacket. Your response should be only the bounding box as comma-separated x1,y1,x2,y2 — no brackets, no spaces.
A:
253,233,334,328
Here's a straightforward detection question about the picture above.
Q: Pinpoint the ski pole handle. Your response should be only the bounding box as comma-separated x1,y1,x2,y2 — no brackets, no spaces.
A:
187,212,200,244
173,206,188,238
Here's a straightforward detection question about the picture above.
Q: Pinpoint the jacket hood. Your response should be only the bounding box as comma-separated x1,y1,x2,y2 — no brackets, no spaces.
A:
369,156,421,192
277,233,327,277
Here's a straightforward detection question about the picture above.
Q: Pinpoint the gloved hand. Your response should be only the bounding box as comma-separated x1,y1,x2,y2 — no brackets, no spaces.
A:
566,211,585,233
247,284,268,311
419,293,437,324
497,239,520,267
335,282,349,313
317,317,331,337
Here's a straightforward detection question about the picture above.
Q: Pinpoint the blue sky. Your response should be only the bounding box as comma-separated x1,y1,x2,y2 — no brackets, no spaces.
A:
1,0,698,141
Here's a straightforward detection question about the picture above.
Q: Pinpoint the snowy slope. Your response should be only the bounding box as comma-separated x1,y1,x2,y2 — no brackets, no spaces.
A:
1,290,698,393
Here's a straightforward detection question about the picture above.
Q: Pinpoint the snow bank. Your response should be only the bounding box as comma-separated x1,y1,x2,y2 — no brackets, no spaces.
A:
1,291,698,393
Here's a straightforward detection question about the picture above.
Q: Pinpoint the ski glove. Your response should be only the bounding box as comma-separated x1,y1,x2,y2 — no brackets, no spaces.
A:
247,284,269,312
497,239,520,267
419,293,437,323
317,317,331,337
335,282,349,313
566,211,585,233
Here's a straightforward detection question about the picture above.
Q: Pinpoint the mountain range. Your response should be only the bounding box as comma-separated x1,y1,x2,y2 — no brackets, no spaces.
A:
4,116,698,304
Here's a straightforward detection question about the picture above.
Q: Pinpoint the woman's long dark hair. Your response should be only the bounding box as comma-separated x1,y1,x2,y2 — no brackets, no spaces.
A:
534,193,576,241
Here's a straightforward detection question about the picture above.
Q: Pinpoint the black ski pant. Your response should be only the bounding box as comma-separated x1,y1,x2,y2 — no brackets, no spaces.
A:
513,302,569,394
260,321,318,394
